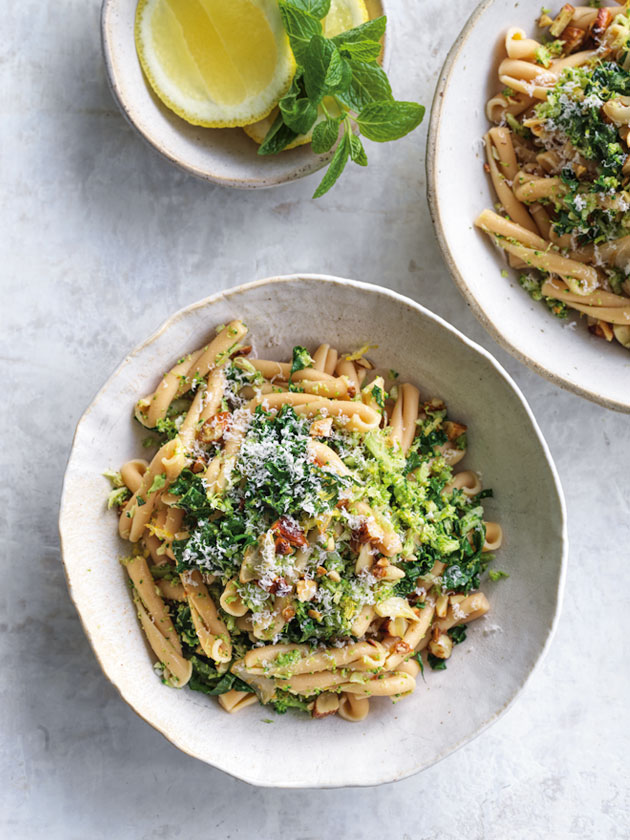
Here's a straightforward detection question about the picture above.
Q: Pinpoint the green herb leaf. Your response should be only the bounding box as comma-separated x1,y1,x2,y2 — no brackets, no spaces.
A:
448,624,467,645
336,60,392,112
311,117,341,153
331,15,386,46
279,92,319,134
303,36,348,101
349,133,368,166
312,129,350,198
278,2,322,65
282,0,331,18
428,653,447,671
357,100,425,142
338,39,382,62
290,345,315,378
258,111,299,155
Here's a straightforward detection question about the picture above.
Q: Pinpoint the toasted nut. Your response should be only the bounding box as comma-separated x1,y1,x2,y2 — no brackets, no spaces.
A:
198,411,231,444
274,536,293,556
312,692,339,718
559,24,584,53
269,577,291,595
296,579,317,602
590,8,612,44
232,345,252,357
271,516,308,548
429,632,453,660
282,606,296,621
327,569,341,583
307,609,323,621
444,420,467,441
310,417,333,437
316,566,327,577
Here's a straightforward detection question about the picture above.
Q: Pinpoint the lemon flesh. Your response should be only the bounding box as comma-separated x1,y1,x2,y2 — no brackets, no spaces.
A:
135,0,296,127
243,0,370,149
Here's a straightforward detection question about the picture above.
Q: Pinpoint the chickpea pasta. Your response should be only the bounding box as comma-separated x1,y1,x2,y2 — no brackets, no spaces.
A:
478,1,630,351
105,322,503,722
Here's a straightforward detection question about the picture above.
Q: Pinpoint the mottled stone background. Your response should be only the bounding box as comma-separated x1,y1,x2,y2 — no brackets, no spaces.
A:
2,1,629,837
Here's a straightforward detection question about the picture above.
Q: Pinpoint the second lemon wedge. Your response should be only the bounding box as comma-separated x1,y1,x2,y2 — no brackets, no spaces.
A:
135,0,296,127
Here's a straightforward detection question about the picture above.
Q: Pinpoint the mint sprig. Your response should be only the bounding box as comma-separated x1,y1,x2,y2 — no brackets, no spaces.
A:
259,2,425,198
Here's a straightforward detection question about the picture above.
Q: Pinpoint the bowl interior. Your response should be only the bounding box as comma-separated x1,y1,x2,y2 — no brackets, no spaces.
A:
101,0,384,188
60,275,565,787
428,0,630,413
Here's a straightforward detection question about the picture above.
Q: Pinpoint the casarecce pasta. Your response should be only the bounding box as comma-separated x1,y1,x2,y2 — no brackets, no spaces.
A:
477,1,630,350
105,321,503,722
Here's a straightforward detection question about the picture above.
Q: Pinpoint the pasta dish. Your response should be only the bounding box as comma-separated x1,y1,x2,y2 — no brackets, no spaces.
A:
477,2,630,351
106,321,502,722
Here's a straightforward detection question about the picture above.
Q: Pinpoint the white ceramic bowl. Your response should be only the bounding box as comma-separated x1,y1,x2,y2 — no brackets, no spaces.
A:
427,0,630,413
101,0,385,188
59,275,566,787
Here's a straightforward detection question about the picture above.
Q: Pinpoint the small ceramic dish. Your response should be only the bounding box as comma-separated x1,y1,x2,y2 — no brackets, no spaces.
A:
427,0,630,413
101,0,386,188
59,274,566,787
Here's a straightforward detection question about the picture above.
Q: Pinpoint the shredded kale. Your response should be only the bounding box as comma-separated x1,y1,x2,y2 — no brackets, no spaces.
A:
428,653,447,671
188,655,252,696
448,624,467,645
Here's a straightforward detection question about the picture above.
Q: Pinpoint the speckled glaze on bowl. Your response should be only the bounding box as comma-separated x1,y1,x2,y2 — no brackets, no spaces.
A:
101,0,386,188
59,275,566,788
427,0,630,413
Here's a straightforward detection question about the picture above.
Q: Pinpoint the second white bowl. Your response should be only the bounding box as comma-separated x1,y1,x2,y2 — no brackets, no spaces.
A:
427,0,630,413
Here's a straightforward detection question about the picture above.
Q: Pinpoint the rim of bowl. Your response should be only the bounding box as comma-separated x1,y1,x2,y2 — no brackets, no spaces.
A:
426,0,630,415
59,274,568,787
100,0,388,189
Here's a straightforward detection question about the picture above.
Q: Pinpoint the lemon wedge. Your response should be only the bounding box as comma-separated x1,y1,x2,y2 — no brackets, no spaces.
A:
243,0,370,149
135,0,296,128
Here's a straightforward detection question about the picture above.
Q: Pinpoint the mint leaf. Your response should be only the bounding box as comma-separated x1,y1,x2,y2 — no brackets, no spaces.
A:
357,100,425,142
279,75,318,134
280,97,318,134
349,133,367,165
313,130,350,198
336,60,392,112
258,111,299,155
282,0,331,18
311,118,341,153
325,48,348,89
338,40,381,62
303,36,348,101
331,15,386,46
278,2,322,65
